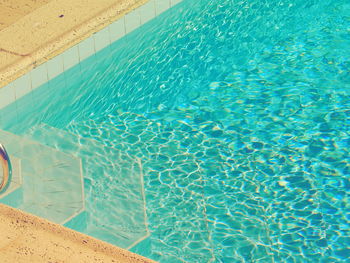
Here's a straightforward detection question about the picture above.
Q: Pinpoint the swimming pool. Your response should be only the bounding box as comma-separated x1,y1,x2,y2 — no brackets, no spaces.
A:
1,0,349,262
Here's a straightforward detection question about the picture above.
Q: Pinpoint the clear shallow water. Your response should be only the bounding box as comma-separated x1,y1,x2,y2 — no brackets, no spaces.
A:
1,0,350,262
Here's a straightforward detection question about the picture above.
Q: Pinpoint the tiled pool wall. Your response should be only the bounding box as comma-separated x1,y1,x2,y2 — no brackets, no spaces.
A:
0,0,182,115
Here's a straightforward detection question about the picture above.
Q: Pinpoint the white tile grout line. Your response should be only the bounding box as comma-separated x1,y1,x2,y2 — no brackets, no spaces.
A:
0,0,184,111
123,15,127,36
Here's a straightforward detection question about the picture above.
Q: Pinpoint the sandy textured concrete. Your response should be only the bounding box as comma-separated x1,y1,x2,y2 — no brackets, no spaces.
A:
0,0,148,88
0,203,156,263
0,0,51,30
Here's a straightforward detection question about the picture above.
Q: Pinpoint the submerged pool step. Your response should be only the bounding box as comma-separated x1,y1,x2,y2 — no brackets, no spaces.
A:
28,123,149,249
68,115,278,261
0,128,84,225
67,115,218,260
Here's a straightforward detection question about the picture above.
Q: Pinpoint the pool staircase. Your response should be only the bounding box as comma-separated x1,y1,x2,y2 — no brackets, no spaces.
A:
0,129,84,225
25,123,149,249
67,115,280,261
66,115,218,261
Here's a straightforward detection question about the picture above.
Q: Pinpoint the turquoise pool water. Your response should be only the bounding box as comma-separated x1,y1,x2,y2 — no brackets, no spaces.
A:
1,0,350,262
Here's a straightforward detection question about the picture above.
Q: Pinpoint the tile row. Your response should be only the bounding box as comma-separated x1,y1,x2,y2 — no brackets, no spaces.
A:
0,0,183,111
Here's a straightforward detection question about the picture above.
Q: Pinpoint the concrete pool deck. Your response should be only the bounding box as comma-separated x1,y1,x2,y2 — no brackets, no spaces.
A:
0,203,156,263
0,0,148,88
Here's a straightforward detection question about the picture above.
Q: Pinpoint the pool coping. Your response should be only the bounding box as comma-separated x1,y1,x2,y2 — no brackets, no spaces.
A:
0,0,182,111
0,0,182,99
0,203,156,262
0,0,149,89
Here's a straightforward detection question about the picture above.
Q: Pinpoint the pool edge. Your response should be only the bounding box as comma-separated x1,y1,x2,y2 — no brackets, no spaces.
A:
0,0,182,110
0,0,150,90
0,203,157,262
